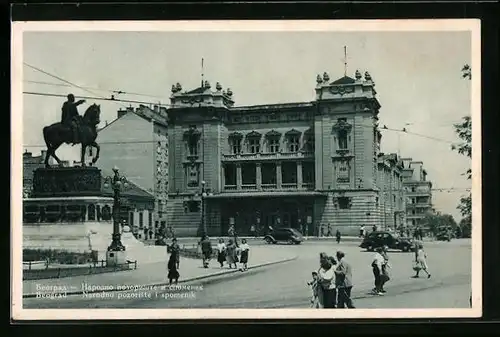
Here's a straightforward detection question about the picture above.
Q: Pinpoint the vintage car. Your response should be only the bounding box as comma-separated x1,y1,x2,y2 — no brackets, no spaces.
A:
264,228,304,245
436,230,452,241
360,231,414,252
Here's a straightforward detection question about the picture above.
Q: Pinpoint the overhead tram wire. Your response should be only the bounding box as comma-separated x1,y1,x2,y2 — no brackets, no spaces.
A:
24,80,166,99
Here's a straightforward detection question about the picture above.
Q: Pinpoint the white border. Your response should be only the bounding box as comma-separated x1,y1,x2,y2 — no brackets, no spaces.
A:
11,19,482,320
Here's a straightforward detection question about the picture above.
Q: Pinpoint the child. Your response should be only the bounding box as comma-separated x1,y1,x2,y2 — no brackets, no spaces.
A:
336,229,342,244
413,243,431,278
239,239,250,271
307,271,320,308
216,238,226,268
167,253,179,285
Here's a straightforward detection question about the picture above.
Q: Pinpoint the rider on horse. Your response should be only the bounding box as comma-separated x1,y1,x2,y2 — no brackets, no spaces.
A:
61,94,86,144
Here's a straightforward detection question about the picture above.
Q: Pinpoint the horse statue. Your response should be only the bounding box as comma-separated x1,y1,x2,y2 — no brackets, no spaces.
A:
43,103,101,168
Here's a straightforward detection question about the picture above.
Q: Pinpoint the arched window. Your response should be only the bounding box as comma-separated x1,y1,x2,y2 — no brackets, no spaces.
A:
101,205,112,221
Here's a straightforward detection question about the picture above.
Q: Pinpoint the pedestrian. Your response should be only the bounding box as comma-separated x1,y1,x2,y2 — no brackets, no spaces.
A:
380,245,391,293
320,224,325,237
371,247,385,295
334,251,355,308
167,252,179,285
327,224,332,237
238,238,250,271
225,239,239,269
307,271,320,308
413,243,431,278
200,235,212,268
372,225,377,232
317,252,336,308
336,229,342,244
359,225,365,238
169,237,180,269
250,224,256,237
216,238,226,268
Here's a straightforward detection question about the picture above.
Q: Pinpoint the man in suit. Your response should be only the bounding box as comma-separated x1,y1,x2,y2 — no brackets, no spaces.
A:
334,250,355,308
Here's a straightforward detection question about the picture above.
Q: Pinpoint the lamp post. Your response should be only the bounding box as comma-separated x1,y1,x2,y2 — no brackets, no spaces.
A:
103,166,129,265
201,180,207,237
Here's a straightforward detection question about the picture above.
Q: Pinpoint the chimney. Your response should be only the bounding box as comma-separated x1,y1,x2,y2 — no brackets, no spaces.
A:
40,150,47,161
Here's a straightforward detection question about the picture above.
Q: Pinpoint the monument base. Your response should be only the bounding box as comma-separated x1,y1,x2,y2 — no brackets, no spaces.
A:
106,250,127,266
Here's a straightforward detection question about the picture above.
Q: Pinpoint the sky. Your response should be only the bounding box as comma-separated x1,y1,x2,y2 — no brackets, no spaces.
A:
20,29,472,221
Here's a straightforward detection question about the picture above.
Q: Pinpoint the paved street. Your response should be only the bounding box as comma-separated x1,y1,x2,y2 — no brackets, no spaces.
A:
23,239,471,309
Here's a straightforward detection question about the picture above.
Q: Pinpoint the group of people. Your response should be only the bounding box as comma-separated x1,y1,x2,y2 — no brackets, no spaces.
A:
216,238,250,271
308,251,355,309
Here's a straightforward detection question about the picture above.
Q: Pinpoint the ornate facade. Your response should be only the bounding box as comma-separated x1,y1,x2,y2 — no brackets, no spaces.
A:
166,70,406,236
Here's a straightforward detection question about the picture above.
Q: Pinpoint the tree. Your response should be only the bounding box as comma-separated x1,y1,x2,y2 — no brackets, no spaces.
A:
450,64,472,220
423,213,458,237
459,215,472,238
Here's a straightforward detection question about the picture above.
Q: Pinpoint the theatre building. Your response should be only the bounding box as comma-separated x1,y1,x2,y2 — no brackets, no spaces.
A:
166,70,392,237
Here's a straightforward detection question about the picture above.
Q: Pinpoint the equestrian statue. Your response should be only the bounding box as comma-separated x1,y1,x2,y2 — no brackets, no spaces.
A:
43,94,101,168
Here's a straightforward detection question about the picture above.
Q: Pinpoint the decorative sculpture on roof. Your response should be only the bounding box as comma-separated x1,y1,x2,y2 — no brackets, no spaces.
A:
171,84,177,93
216,82,222,91
204,80,211,89
364,71,372,81
355,69,362,80
226,88,233,97
316,74,323,84
323,72,330,82
175,83,182,92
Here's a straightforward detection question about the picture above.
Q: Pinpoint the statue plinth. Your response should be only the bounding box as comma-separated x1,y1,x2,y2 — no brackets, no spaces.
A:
32,167,102,198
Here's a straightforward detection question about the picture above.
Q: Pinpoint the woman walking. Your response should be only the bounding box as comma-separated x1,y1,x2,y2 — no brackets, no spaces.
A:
167,252,179,284
318,252,337,308
239,239,250,271
200,235,213,268
413,243,431,278
216,238,226,268
371,247,385,295
225,239,239,269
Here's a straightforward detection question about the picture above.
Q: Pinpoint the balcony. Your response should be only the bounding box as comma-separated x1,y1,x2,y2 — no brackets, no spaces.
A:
222,182,315,192
222,151,314,162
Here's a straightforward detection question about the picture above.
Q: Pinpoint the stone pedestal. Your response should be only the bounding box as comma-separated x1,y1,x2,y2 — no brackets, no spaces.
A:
106,250,127,266
32,167,102,198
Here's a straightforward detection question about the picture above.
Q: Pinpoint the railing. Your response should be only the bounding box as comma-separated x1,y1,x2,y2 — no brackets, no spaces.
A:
222,151,314,161
224,185,237,191
241,184,257,190
282,183,298,189
262,184,277,190
301,183,315,190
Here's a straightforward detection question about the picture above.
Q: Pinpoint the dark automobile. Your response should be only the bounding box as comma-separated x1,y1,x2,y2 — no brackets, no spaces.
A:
264,228,304,245
360,231,414,252
436,231,452,242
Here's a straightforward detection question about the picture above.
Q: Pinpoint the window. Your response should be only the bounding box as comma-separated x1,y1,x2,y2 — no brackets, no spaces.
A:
268,138,280,153
337,160,350,183
338,130,348,149
139,212,144,228
187,201,200,212
411,187,416,192
304,136,315,152
288,136,300,152
188,138,198,156
393,195,396,203
248,138,260,154
338,197,351,209
230,138,242,154
187,164,199,187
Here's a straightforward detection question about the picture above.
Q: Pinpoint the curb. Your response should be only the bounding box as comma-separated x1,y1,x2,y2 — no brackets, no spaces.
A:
22,255,297,299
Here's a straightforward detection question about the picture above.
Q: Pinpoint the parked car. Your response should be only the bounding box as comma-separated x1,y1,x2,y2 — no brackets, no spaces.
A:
360,231,414,252
436,230,452,241
264,228,304,245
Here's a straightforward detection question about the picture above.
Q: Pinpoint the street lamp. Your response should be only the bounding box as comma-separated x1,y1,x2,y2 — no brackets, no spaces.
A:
103,166,129,265
201,180,207,237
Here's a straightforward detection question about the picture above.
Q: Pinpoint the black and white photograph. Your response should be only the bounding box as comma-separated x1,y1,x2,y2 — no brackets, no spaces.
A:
11,20,481,320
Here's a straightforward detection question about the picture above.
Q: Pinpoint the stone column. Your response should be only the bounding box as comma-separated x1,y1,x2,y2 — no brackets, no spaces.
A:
256,163,262,190
236,163,242,190
221,164,226,189
277,162,282,189
297,161,303,189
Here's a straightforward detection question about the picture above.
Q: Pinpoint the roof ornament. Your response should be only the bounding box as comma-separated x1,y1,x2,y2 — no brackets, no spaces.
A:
204,80,211,89
316,74,323,84
323,72,330,82
175,82,182,92
216,82,222,91
364,71,372,81
355,69,362,80
226,88,233,97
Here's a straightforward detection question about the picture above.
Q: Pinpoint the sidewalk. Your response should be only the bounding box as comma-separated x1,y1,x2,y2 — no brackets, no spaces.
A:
22,245,296,298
